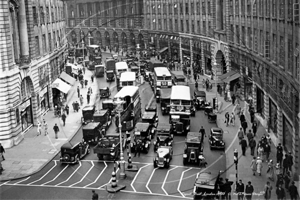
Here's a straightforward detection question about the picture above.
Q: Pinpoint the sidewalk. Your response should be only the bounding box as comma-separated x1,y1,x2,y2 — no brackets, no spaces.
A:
0,67,98,182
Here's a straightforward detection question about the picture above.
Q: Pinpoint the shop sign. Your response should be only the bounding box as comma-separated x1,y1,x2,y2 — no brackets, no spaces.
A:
19,98,31,112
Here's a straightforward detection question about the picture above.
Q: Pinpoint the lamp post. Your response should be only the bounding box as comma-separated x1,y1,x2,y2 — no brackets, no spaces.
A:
114,97,126,179
136,43,143,84
233,149,238,190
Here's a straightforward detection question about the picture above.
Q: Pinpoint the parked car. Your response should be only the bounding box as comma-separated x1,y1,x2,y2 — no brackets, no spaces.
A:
81,105,96,125
209,127,225,150
99,87,111,99
60,141,90,164
153,146,173,168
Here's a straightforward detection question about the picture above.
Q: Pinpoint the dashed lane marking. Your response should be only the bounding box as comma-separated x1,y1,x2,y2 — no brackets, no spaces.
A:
55,162,82,186
83,161,107,188
98,168,119,189
130,164,150,192
145,168,157,194
178,168,192,198
13,177,30,185
162,166,178,195
28,161,58,185
41,164,69,186
69,163,94,187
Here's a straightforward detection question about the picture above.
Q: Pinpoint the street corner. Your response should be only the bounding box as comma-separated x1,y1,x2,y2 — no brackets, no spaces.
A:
106,183,126,193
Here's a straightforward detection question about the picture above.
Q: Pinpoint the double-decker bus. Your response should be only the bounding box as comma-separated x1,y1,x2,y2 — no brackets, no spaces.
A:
115,62,129,78
153,67,172,102
119,72,136,90
87,45,102,69
169,85,192,135
114,86,141,131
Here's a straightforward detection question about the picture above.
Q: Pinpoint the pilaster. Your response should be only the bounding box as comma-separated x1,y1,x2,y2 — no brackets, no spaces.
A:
19,0,30,64
240,63,244,100
292,125,299,180
277,108,283,144
168,37,171,59
252,84,257,112
264,94,270,124
201,41,205,72
179,37,183,63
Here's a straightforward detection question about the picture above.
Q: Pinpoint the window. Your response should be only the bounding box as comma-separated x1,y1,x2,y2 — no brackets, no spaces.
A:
230,25,234,41
35,36,40,56
169,19,172,31
279,0,285,18
272,0,277,17
158,19,161,30
288,37,293,72
169,3,172,14
197,2,200,14
158,4,161,13
174,3,178,14
248,27,252,48
203,21,206,34
279,36,285,66
295,43,300,82
229,0,233,14
42,34,46,54
241,26,245,46
235,0,239,15
185,3,189,14
164,19,167,30
48,33,52,52
265,32,270,58
272,34,277,62
53,31,56,48
191,3,194,14
287,0,293,20
192,20,195,33
247,0,251,15
186,20,189,32
266,0,270,17
180,3,183,14
175,19,178,32
236,25,239,44
40,6,44,24
253,1,257,16
46,7,49,23
241,0,245,15
33,6,38,25
197,21,200,33
207,1,211,15
260,30,263,53
254,28,258,52
181,20,184,32
208,21,212,35
152,4,155,13
202,1,206,15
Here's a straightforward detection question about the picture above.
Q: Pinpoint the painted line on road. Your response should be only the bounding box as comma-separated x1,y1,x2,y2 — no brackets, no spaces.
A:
13,177,30,185
55,161,82,186
162,166,178,196
83,161,107,188
145,168,157,194
69,162,94,187
98,168,119,189
41,164,69,186
177,168,192,198
130,163,150,192
0,181,9,187
146,94,155,108
121,189,193,199
28,160,58,185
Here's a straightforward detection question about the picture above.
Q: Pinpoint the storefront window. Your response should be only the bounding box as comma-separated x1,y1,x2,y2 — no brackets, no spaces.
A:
16,108,20,124
269,99,277,135
283,116,293,153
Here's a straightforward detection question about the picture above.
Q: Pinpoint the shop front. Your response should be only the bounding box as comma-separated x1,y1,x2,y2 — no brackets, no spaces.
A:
40,86,50,114
51,78,72,107
269,98,278,135
203,42,212,75
256,87,264,115
282,115,293,153
19,98,33,131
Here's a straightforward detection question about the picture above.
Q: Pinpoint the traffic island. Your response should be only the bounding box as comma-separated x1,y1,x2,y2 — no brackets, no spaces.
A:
106,184,126,193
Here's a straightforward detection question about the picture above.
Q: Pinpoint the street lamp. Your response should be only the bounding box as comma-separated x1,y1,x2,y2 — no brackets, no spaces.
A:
136,43,143,84
233,149,238,190
114,97,126,179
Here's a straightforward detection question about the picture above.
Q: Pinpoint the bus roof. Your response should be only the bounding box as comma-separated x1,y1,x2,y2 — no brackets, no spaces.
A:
171,85,191,100
120,72,136,82
116,62,129,70
154,67,171,76
114,86,139,99
88,45,100,49
95,65,104,68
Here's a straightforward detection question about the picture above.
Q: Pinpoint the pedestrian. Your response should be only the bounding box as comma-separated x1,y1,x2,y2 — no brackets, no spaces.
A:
266,134,271,145
230,112,235,126
240,112,246,124
64,105,69,115
256,157,263,176
288,181,299,200
0,143,5,161
276,184,286,200
80,95,84,106
264,181,273,200
91,74,94,83
250,156,257,175
245,181,254,200
249,138,256,156
77,86,80,98
92,190,98,200
287,151,293,172
240,138,247,156
275,163,281,178
236,179,245,200
238,127,244,140
84,79,88,88
264,143,271,162
283,155,289,175
199,126,206,144
37,120,42,136
43,119,48,135
195,81,198,90
223,178,233,200
252,120,258,137
284,171,291,189
80,79,84,88
225,112,230,127
82,66,85,74
72,101,76,112
75,101,80,112
267,160,275,181
61,112,66,126
53,123,59,139
276,174,285,188
231,94,236,105
242,120,248,135
276,144,283,167
257,145,264,161
134,139,141,157
87,92,90,104
246,130,254,144
88,86,93,94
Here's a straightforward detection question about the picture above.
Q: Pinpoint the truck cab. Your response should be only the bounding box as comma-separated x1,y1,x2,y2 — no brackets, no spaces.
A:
153,123,173,152
131,122,151,154
93,109,112,134
81,105,96,125
183,132,204,166
93,136,120,160
193,171,221,200
60,141,90,164
169,114,190,135
141,111,158,138
82,122,102,145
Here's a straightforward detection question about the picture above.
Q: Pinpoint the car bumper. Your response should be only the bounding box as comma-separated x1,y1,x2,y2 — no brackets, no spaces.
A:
60,159,77,164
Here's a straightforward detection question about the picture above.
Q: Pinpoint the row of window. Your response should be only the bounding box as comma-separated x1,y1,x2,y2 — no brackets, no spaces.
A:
68,18,138,29
32,4,65,26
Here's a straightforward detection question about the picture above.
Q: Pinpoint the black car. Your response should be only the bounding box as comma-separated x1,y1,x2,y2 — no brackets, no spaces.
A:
99,87,111,99
60,141,90,164
81,105,96,124
209,127,225,150
194,90,208,110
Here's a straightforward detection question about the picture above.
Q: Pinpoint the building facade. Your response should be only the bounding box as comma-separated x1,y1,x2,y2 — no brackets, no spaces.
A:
0,0,67,148
65,0,299,179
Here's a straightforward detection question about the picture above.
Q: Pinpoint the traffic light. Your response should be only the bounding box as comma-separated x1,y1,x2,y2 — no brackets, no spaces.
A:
234,149,238,164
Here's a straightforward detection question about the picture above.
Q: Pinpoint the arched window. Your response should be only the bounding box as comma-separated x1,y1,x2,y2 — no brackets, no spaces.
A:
70,5,74,17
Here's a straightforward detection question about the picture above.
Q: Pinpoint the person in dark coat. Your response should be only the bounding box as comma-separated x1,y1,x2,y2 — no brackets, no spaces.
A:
284,171,291,189
61,113,67,126
87,92,90,104
199,126,206,144
289,181,299,200
246,130,254,144
245,181,254,200
264,143,271,162
250,109,255,123
240,138,248,156
236,180,245,200
287,152,293,171
92,190,98,200
77,86,80,98
283,155,290,175
91,74,94,83
225,112,230,127
0,143,5,161
242,120,248,134
276,143,284,167
249,138,257,156
53,124,59,139
240,113,246,124
276,184,286,200
252,121,258,137
64,105,69,115
231,94,236,105
223,178,233,200
134,139,142,157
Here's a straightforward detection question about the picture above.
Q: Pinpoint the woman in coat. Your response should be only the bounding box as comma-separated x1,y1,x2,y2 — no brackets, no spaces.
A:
257,145,264,162
264,181,273,200
267,160,275,181
250,157,257,176
256,157,263,176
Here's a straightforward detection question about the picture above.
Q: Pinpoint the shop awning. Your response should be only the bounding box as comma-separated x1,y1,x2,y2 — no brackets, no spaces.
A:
219,70,237,80
60,72,76,85
51,78,72,94
158,47,168,54
223,72,241,83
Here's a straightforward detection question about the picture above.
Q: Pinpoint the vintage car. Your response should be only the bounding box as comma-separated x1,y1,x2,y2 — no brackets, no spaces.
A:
194,90,208,110
153,146,173,168
169,114,190,135
60,141,90,164
82,122,102,145
209,127,225,150
141,111,158,138
99,87,111,99
172,74,188,86
93,134,120,160
102,99,116,116
131,122,152,154
208,112,217,123
81,105,96,124
160,88,172,115
183,132,204,166
106,70,115,82
93,109,112,133
153,123,173,152
204,106,213,115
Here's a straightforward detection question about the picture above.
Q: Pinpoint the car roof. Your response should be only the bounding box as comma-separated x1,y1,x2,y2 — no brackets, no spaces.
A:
135,122,150,132
160,88,172,99
211,127,223,133
82,105,95,111
93,109,108,116
157,123,170,131
186,132,202,143
194,172,218,189
142,112,156,119
61,142,79,149
194,90,206,97
157,146,171,155
83,122,100,130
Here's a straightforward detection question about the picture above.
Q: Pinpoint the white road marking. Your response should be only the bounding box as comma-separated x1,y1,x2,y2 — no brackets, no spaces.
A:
121,189,192,199
98,168,119,189
146,94,155,108
0,181,9,186
13,177,30,185
69,162,94,187
28,161,58,185
131,164,150,192
162,166,178,195
41,164,69,186
145,168,157,194
55,162,82,186
178,168,192,198
83,161,107,188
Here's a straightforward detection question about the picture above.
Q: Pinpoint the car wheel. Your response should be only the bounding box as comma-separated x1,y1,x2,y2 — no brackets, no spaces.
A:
165,162,170,169
153,161,157,168
98,155,103,160
183,158,187,165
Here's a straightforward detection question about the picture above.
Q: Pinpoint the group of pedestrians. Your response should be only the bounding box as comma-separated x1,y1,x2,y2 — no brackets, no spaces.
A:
36,119,48,136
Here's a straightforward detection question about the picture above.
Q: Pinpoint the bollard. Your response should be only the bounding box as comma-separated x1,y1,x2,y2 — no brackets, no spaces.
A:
111,171,117,188
128,154,132,169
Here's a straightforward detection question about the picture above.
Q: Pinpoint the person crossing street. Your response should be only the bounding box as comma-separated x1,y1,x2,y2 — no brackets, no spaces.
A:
53,123,59,139
61,112,67,126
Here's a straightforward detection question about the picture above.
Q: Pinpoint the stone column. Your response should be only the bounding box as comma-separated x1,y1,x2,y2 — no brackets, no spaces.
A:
239,60,245,100
264,94,270,127
292,126,299,180
277,108,283,144
18,0,30,64
201,41,205,74
168,37,171,59
190,39,194,78
179,37,183,63
252,84,257,112
216,0,222,30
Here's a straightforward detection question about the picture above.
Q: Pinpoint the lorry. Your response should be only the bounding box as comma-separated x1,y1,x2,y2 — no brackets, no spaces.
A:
93,134,120,160
148,60,166,72
82,122,102,145
183,132,204,166
105,58,116,73
95,65,105,77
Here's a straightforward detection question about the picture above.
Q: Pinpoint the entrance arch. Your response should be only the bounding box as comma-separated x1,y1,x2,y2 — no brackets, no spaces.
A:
95,31,102,46
104,31,110,48
215,50,227,74
20,76,35,131
113,32,119,51
121,32,127,50
130,33,136,48
70,31,77,46
138,34,144,49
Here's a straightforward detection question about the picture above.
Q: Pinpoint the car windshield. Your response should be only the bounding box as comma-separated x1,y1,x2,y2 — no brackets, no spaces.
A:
158,132,170,137
187,143,200,148
100,89,108,94
61,148,76,155
212,132,222,139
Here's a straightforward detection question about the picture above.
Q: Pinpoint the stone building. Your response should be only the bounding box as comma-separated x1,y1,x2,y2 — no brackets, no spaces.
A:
65,0,299,179
0,0,67,148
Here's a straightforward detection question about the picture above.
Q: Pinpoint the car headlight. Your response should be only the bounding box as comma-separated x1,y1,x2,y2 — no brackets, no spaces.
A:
145,143,148,148
162,107,165,110
155,157,158,160
186,126,190,130
183,154,187,158
168,142,172,146
153,141,156,145
164,158,167,161
156,96,159,98
198,155,202,159
151,129,154,133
